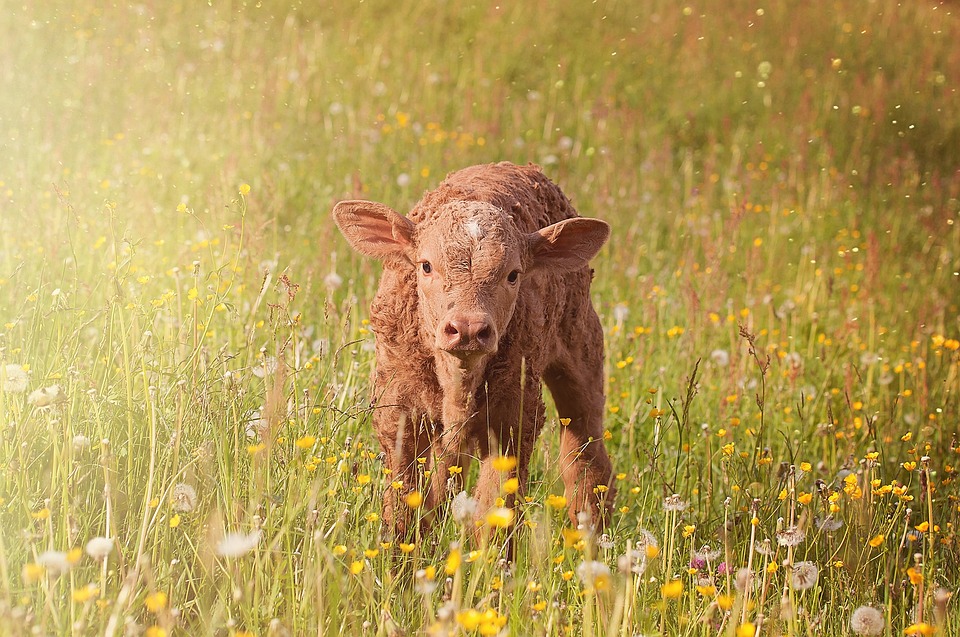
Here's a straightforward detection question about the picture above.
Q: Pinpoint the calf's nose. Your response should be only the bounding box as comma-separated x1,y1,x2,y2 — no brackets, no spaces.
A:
439,314,496,353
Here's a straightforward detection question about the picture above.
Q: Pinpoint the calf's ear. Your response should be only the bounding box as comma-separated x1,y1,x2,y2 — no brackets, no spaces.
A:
332,200,416,261
527,217,610,273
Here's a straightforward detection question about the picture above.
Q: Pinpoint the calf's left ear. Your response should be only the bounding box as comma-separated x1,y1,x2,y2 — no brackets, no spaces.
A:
332,200,416,261
527,217,610,273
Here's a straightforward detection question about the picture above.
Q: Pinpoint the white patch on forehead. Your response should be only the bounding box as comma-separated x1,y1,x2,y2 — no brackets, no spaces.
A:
463,220,485,240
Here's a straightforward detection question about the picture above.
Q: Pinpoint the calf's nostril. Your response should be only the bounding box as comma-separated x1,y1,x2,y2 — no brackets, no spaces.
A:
476,325,492,344
444,323,460,338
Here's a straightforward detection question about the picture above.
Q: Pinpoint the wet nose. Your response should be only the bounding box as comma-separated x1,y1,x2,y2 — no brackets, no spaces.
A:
439,314,496,353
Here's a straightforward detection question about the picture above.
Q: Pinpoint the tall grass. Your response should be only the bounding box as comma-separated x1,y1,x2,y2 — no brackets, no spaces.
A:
0,1,958,635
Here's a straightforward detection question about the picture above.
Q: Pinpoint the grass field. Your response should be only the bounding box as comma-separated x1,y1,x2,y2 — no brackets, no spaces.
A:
1,1,959,635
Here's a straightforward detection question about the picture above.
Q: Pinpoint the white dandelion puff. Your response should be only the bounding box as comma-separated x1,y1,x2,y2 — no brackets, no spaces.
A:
663,494,689,512
450,491,477,524
36,550,71,576
216,530,262,558
2,364,28,393
85,537,114,561
776,526,806,547
849,606,884,635
790,560,819,590
172,483,198,513
710,349,730,367
28,384,66,408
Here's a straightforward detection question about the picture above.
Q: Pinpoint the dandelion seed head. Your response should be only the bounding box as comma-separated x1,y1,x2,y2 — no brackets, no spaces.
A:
451,491,477,524
576,560,611,590
734,567,754,592
663,494,689,512
710,349,730,366
2,364,28,393
790,560,819,590
85,537,114,561
216,530,262,558
36,550,70,576
776,526,805,547
172,483,198,512
849,606,884,635
28,384,66,407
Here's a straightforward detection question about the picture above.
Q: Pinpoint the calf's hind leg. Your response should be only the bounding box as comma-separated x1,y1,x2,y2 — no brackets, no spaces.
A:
544,310,615,530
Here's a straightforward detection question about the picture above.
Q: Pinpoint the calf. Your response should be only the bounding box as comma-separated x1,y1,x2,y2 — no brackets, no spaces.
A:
333,162,615,538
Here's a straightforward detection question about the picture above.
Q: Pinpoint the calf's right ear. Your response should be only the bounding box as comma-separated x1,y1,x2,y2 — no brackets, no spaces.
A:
332,200,416,261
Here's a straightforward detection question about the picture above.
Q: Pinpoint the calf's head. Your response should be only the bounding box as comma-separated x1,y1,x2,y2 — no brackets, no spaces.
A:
333,199,609,369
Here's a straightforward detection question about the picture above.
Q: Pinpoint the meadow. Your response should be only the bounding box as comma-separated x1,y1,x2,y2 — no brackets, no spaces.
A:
0,0,959,635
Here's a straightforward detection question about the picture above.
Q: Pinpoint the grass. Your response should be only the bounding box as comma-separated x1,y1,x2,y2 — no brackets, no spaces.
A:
0,0,959,635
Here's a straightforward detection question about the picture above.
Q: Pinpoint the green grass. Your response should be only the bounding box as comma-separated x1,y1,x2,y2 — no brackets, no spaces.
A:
1,1,959,635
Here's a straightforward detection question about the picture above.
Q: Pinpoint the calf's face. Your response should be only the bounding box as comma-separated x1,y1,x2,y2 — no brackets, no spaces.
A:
333,199,609,370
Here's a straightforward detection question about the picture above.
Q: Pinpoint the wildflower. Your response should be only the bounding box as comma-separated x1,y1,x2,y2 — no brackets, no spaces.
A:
661,579,684,598
710,349,730,366
907,567,923,586
694,545,722,562
21,562,44,584
72,583,99,603
415,566,437,594
445,545,461,575
663,494,689,512
37,550,71,576
849,606,884,635
485,507,515,528
2,364,28,393
597,533,614,550
399,542,416,553
735,567,754,592
323,271,343,290
776,526,805,547
28,384,66,407
546,494,567,509
216,530,262,558
451,491,478,523
904,623,936,636
405,491,423,509
492,455,517,472
332,545,347,556
85,537,114,561
815,516,843,532
502,477,520,494
171,483,197,512
73,434,91,451
576,560,611,591
349,560,364,574
790,561,819,590
295,435,316,449
736,623,757,637
238,183,251,196
144,591,167,613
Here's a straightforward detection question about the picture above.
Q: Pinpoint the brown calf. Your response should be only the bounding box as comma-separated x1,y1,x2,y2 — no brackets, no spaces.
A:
333,162,615,539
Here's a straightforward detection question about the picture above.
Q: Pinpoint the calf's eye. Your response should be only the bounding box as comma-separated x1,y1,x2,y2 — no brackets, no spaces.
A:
421,261,432,274
507,270,519,284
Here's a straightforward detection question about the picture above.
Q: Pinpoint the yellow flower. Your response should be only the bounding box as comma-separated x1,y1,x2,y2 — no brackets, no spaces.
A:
405,491,423,509
363,549,379,559
399,542,416,554
915,521,930,532
868,534,885,548
169,514,181,529
349,560,364,574
445,547,461,575
492,456,517,472
145,627,167,637
904,623,936,636
448,465,462,475
502,478,520,494
295,435,316,449
238,183,251,196
661,579,683,598
145,591,167,613
332,544,347,556
31,508,50,520
485,507,515,528
717,594,735,610
72,583,99,603
22,562,44,584
907,567,923,585
736,623,756,637
365,512,379,523
696,584,717,597
682,524,696,538
546,494,567,509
